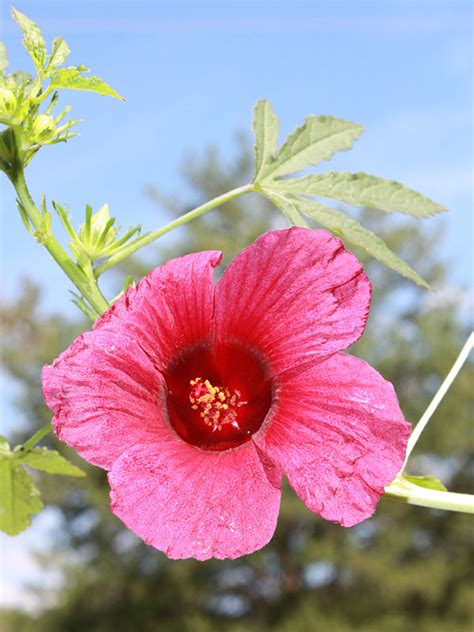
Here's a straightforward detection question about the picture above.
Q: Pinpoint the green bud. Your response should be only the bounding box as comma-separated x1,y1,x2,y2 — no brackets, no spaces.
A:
0,87,17,116
31,114,56,142
76,203,119,260
94,204,114,241
86,204,118,246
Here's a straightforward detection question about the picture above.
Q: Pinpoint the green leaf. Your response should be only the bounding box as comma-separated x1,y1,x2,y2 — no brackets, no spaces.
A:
261,115,364,180
253,99,279,181
52,201,78,242
48,37,71,71
19,447,85,477
0,455,43,535
49,67,125,100
405,475,448,492
0,42,8,74
11,7,47,72
272,171,446,218
284,195,430,288
260,186,309,227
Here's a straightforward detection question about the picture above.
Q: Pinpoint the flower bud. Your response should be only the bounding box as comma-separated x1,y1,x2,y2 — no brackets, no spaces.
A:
77,204,119,259
92,205,116,243
31,114,56,142
0,88,17,116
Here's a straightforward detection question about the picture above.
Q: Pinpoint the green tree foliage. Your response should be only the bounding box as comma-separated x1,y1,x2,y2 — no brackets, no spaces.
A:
0,137,472,631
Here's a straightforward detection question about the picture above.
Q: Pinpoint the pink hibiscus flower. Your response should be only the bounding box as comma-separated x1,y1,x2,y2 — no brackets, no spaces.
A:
42,228,410,560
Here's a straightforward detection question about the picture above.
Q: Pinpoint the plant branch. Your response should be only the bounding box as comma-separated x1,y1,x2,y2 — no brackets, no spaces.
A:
10,156,110,316
403,331,473,465
385,477,474,514
20,423,53,452
95,183,255,277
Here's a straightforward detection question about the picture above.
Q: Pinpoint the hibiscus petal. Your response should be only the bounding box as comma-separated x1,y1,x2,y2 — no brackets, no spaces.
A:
42,251,222,470
254,353,411,527
42,329,171,469
108,440,281,560
95,250,222,368
214,228,371,376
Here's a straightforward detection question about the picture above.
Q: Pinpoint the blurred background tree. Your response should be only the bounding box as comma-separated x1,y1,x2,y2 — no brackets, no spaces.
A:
0,135,472,632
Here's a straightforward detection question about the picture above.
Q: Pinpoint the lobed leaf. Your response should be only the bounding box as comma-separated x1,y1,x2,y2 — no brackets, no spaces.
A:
48,37,71,71
276,193,430,288
11,7,47,72
261,115,364,179
259,186,309,227
0,455,43,535
272,171,446,218
50,67,124,100
19,447,85,477
253,99,279,181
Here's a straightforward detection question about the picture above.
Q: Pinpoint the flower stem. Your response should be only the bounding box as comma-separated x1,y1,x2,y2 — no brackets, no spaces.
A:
95,183,255,277
21,423,53,452
384,477,474,514
403,331,474,465
10,163,110,316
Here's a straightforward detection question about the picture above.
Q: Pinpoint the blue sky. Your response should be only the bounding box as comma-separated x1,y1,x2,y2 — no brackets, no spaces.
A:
0,0,472,315
0,0,472,609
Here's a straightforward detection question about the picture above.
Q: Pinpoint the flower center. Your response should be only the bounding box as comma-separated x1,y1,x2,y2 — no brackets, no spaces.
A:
164,343,273,451
189,377,246,433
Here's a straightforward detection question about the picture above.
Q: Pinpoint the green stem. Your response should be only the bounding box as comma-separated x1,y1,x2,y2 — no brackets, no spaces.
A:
403,332,473,466
384,478,474,514
21,423,53,452
95,183,255,277
31,85,54,106
11,162,110,316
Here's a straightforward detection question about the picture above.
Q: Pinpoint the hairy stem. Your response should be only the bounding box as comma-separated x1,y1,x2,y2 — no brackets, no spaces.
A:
95,183,255,276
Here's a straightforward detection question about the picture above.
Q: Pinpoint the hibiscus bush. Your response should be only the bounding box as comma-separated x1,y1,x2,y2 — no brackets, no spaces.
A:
0,5,472,566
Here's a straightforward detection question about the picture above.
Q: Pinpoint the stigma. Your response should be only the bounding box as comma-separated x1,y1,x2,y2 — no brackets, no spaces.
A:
189,378,246,432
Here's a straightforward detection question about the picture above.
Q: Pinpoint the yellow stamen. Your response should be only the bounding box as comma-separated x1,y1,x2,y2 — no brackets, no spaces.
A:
188,377,243,432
